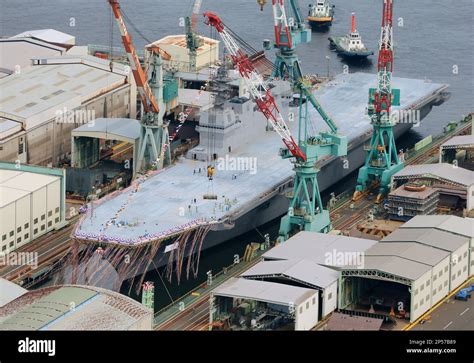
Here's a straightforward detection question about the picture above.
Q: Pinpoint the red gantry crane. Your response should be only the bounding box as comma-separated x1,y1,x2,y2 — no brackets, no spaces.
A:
203,12,307,162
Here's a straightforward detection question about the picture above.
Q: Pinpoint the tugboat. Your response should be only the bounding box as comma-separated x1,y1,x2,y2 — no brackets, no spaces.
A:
307,0,334,29
328,13,374,59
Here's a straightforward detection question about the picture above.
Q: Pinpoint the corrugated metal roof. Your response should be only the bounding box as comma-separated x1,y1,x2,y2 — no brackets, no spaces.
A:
393,163,474,187
212,277,316,306
262,231,377,265
0,56,126,126
400,215,474,238
0,169,59,207
0,287,97,330
0,285,151,330
382,227,469,252
72,118,141,142
12,29,75,45
367,241,449,266
441,135,474,148
349,255,431,281
327,312,383,331
241,259,339,289
0,279,27,308
1,171,59,192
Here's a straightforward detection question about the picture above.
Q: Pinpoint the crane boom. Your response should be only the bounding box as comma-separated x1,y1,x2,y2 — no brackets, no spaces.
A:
108,0,160,114
204,11,306,161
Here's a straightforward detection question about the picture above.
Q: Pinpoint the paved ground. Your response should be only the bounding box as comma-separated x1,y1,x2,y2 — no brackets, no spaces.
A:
412,281,474,331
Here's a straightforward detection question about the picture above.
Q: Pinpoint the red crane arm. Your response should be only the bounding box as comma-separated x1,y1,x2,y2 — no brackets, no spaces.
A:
108,0,160,114
204,11,306,161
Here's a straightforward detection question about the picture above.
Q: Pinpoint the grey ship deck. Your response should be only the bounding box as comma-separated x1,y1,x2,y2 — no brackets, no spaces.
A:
73,72,447,246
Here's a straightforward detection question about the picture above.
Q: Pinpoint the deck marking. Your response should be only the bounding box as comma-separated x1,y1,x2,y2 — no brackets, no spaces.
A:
442,321,453,330
460,307,470,316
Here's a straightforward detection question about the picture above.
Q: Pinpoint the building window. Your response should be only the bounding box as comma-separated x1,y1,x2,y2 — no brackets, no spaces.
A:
438,270,442,277
55,217,60,223
17,226,21,233
420,284,424,291
9,241,14,247
48,221,52,227
463,265,467,272
34,218,38,224
17,237,21,243
306,302,309,310
414,303,418,310
444,280,448,287
457,270,461,277
9,231,14,237
2,245,6,251
444,266,448,272
34,228,38,235
433,275,437,281
41,214,45,221
312,297,316,305
299,306,303,314
420,298,424,304
414,289,418,296
426,280,430,286
2,235,6,241
24,223,29,229
328,292,332,300
41,225,45,231
55,207,60,214
438,285,442,292
24,233,29,240
48,210,52,217
464,251,468,258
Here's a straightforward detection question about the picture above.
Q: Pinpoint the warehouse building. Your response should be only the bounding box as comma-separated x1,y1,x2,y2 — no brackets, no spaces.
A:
240,259,339,319
0,55,136,166
0,37,67,78
340,215,472,322
151,34,219,73
392,163,474,211
0,285,152,330
210,277,318,331
439,134,474,170
398,215,474,276
0,162,65,254
210,232,376,330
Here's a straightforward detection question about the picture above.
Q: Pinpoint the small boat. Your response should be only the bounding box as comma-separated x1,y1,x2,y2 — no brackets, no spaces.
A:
328,13,374,59
307,0,334,29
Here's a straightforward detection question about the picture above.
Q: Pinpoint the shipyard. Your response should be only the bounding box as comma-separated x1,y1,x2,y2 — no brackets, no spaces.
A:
0,0,472,361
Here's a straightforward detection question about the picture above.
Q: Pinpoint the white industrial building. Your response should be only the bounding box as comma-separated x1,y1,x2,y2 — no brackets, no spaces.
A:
211,277,318,331
0,37,67,78
0,55,136,166
397,215,474,276
210,232,377,330
212,215,473,329
151,34,219,72
0,163,65,254
340,215,473,323
240,259,339,318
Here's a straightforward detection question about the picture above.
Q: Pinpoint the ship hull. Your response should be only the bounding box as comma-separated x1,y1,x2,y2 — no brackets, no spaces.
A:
308,17,333,28
329,37,373,59
123,98,442,280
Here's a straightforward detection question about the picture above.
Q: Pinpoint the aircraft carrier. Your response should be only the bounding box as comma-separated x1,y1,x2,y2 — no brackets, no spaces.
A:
72,71,449,277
